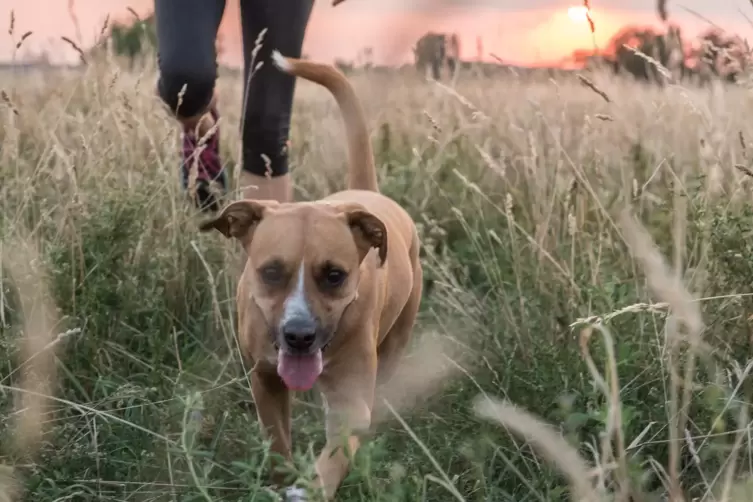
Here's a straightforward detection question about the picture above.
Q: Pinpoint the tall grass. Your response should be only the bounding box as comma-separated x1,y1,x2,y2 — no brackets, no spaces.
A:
2,44,753,501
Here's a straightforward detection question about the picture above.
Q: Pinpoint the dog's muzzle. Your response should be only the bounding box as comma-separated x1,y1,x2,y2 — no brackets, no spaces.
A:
277,315,334,354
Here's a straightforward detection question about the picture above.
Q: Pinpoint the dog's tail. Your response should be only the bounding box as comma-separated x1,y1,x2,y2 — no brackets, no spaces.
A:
271,50,378,193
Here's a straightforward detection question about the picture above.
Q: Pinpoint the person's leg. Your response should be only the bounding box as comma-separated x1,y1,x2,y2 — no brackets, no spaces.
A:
154,0,227,212
238,0,314,203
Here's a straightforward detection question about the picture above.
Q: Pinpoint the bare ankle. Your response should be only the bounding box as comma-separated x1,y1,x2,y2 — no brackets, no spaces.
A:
180,112,215,137
239,171,292,203
178,94,218,136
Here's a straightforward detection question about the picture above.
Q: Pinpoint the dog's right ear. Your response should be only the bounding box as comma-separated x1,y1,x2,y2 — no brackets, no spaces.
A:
198,200,272,244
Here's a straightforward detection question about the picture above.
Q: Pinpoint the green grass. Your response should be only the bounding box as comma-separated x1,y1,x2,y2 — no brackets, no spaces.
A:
2,59,753,501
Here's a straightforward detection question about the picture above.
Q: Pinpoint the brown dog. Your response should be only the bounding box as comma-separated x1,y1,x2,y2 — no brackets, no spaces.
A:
198,51,423,501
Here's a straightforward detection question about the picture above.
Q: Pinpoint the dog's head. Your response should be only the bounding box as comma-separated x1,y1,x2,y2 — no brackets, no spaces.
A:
199,199,387,390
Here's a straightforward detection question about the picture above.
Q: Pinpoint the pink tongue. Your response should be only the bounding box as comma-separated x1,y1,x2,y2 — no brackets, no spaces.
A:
277,350,323,391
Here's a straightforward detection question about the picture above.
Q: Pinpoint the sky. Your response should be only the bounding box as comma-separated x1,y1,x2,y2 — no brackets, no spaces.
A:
2,0,752,67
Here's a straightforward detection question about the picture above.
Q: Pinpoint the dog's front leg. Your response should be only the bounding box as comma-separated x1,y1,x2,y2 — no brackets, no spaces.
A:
313,353,377,500
250,367,293,487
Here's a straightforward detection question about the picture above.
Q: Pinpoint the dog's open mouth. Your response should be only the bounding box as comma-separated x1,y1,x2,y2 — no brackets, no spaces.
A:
273,339,332,392
273,337,332,392
277,350,323,391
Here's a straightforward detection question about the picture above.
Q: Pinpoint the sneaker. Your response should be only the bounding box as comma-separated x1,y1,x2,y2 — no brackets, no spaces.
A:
180,107,228,212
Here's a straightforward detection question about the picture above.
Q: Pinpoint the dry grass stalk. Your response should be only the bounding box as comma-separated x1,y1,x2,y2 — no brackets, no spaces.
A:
718,402,749,501
0,236,63,500
373,331,470,426
618,208,707,502
617,210,703,339
0,90,19,116
658,0,669,22
126,7,141,21
60,36,87,64
583,0,596,34
580,325,632,500
734,164,753,178
577,74,611,103
473,395,602,502
623,45,674,82
15,31,31,50
0,466,19,502
66,0,82,44
570,302,670,328
739,131,747,159
99,14,110,38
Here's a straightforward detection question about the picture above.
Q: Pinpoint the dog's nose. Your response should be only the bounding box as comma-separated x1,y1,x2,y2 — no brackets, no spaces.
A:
281,318,317,352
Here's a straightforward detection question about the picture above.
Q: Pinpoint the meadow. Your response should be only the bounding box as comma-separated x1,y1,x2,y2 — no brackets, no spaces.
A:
2,53,753,501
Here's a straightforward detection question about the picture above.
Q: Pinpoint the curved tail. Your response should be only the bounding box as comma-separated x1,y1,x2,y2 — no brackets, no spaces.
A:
271,50,378,192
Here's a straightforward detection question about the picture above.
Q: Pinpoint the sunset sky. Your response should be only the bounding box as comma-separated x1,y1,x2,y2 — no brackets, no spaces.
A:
2,0,751,67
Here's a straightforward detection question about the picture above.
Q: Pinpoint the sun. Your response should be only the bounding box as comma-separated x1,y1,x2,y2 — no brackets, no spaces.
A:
567,5,590,24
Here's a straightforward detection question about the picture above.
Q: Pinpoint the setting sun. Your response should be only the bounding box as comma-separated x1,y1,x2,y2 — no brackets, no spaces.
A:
567,5,590,24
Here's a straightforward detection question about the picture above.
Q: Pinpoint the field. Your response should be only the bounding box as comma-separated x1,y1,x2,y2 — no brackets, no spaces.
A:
3,57,753,502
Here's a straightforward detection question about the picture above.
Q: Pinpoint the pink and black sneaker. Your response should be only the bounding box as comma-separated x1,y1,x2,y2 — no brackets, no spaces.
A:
180,107,228,212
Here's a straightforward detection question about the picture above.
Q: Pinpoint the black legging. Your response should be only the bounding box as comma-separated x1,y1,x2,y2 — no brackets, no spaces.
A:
154,0,314,177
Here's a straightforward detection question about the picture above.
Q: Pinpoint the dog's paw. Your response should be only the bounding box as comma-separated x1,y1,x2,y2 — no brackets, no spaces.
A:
284,486,308,502
271,50,292,73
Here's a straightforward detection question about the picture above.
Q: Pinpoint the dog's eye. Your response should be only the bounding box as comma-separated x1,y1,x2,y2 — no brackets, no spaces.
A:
258,264,285,285
322,267,347,288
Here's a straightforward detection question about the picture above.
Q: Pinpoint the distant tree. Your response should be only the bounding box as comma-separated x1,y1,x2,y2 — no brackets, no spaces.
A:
102,12,225,70
447,33,460,75
109,14,157,68
357,46,374,69
414,32,443,79
568,48,604,69
413,32,459,80
334,58,354,74
608,25,662,81
569,11,749,86
693,27,749,82
601,24,687,84
653,1,749,84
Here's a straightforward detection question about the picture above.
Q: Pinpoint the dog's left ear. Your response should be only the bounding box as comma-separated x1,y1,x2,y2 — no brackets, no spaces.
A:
199,200,273,246
341,205,388,267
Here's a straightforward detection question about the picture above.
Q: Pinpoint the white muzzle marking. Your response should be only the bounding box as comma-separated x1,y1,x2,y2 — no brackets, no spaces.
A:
280,262,313,325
